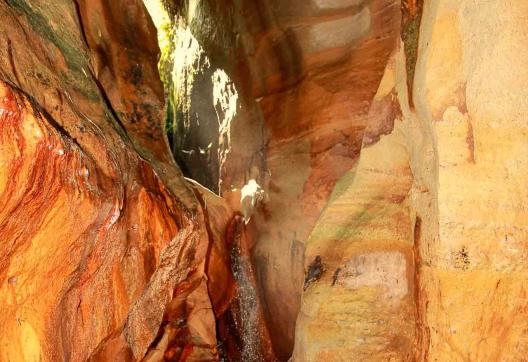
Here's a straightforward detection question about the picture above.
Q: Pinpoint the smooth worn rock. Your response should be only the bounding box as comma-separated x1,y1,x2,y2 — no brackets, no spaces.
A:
2,0,528,361
0,0,225,360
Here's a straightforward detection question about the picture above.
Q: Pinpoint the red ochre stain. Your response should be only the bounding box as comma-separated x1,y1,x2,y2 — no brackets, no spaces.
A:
0,86,71,276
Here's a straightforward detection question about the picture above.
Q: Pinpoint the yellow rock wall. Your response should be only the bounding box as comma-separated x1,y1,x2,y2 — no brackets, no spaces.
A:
417,0,528,360
294,0,528,360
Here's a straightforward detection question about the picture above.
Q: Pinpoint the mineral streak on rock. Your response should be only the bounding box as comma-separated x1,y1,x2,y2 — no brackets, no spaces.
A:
0,0,222,360
401,0,423,107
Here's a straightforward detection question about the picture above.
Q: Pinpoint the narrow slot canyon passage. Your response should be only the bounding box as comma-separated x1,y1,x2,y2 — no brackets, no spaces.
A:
0,0,528,361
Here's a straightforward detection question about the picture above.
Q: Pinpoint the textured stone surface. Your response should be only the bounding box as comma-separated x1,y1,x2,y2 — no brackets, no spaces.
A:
0,0,225,360
416,1,528,360
293,45,420,361
158,0,528,360
293,0,528,360
2,0,528,361
155,0,403,359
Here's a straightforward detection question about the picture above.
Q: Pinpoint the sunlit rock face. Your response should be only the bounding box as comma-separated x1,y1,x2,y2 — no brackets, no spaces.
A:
157,0,401,359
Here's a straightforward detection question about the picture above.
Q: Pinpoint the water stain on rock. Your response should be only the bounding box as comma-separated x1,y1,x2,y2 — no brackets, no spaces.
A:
304,255,325,290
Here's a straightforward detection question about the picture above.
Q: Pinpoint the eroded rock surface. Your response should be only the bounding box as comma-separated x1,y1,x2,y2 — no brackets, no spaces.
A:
154,1,402,359
2,0,528,361
153,0,528,361
0,1,227,360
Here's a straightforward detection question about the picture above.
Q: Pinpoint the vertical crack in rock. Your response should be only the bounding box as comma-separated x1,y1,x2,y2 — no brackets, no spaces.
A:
413,215,430,361
401,0,423,108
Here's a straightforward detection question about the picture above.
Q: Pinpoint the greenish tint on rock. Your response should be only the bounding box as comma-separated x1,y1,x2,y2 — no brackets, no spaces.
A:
401,0,423,104
6,0,98,100
327,168,358,204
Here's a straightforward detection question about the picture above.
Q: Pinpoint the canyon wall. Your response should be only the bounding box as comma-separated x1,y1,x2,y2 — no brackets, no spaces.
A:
1,0,528,361
159,0,528,360
0,0,227,360
157,0,402,359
